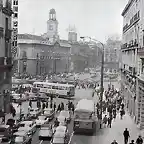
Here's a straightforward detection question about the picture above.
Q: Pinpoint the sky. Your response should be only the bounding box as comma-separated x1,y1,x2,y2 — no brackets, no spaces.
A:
18,0,129,43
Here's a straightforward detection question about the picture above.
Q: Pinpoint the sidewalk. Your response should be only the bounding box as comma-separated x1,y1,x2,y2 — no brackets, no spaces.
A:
94,112,140,144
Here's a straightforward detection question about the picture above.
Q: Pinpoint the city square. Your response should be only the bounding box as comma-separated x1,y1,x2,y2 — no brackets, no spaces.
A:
0,0,144,144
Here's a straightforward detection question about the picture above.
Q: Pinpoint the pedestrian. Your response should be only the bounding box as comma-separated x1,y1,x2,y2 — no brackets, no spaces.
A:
107,117,112,128
54,102,56,111
111,140,118,144
136,135,143,144
129,140,135,144
120,108,124,119
103,115,107,128
123,128,130,144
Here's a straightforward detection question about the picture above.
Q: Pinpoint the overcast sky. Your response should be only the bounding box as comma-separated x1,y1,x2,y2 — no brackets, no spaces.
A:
18,0,128,43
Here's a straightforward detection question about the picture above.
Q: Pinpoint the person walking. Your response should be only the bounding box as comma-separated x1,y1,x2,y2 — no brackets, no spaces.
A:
136,135,143,144
107,117,112,128
103,115,107,128
123,128,130,144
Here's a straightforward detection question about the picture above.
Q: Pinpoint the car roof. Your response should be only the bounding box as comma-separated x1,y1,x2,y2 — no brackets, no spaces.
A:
44,108,52,111
56,125,66,131
14,131,27,136
20,121,33,124
54,131,65,137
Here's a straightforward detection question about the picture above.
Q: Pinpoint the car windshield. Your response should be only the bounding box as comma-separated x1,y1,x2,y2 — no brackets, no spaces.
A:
19,124,25,127
15,136,23,142
38,116,46,120
60,111,69,117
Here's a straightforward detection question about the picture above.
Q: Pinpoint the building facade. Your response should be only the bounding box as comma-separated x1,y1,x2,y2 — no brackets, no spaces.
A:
11,0,18,73
0,0,13,113
17,34,71,75
121,0,144,129
104,38,121,73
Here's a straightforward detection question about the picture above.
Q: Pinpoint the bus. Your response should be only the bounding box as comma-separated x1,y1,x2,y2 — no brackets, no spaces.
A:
32,82,75,97
73,99,98,135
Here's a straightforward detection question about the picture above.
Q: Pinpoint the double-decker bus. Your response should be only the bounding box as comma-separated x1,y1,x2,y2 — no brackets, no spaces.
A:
73,99,98,135
32,82,75,97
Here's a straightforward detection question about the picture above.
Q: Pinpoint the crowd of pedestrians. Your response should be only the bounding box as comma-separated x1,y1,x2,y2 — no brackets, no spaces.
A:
99,84,143,144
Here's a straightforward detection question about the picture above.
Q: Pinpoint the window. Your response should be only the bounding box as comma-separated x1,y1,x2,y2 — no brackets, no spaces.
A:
13,0,18,5
13,13,18,18
13,21,18,27
13,6,18,12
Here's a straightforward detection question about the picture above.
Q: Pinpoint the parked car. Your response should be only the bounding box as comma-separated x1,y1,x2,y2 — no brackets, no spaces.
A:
35,115,49,127
18,121,36,134
39,124,53,140
43,108,55,120
13,130,32,144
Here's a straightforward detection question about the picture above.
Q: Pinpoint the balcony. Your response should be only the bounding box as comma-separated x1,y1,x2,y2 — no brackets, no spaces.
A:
0,57,13,72
2,0,13,16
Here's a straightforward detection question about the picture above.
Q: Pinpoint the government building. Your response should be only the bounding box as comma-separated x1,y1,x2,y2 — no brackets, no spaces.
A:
121,0,144,129
17,9,90,75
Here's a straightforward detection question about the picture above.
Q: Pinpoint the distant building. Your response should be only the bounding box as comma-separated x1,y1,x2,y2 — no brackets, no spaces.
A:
18,34,71,75
104,39,121,73
0,0,13,113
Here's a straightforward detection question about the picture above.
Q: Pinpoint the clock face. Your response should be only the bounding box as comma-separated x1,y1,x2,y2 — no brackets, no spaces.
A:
49,25,53,30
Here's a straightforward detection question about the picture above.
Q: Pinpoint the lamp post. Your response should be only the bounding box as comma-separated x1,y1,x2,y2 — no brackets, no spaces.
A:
80,36,104,128
36,53,39,75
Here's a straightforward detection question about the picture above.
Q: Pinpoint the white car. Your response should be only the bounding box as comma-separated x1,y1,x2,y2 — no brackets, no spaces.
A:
18,121,36,134
57,111,71,123
36,115,49,127
51,132,66,144
55,125,67,133
29,108,41,118
39,124,53,140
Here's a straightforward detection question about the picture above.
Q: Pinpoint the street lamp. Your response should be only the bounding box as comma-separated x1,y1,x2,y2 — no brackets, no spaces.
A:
80,36,104,128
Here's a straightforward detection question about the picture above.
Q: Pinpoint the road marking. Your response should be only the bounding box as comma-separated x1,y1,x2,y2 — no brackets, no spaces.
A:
39,140,43,144
68,131,74,144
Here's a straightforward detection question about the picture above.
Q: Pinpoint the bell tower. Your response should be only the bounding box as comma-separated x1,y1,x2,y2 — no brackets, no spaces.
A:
46,8,59,41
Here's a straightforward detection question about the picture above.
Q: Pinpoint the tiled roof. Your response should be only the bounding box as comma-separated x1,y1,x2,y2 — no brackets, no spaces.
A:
18,34,45,40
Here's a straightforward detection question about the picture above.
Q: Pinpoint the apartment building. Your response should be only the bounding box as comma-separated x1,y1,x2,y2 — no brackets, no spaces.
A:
121,0,144,129
0,0,13,113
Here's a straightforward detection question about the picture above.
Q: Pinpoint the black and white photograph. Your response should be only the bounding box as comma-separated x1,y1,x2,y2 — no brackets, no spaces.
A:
0,0,144,144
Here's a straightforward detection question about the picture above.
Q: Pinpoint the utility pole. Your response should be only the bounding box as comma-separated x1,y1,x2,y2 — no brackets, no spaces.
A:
100,47,104,128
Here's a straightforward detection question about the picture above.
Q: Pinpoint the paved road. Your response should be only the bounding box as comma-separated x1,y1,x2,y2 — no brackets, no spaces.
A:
31,87,94,144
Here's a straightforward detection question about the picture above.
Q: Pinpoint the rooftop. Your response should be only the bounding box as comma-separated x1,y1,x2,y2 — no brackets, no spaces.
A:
121,0,135,16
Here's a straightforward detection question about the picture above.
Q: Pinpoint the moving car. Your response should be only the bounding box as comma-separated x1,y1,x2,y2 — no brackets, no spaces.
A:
57,111,71,123
29,108,41,118
35,115,49,127
39,124,53,140
13,131,32,144
18,121,36,134
55,125,68,134
43,108,55,120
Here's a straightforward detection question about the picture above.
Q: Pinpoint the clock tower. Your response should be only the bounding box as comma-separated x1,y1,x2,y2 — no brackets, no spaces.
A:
46,8,59,42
